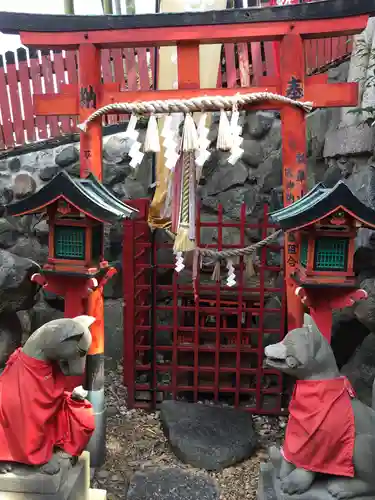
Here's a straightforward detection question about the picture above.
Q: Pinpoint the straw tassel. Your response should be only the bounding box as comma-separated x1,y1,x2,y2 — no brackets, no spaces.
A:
211,260,222,282
144,114,160,153
245,254,256,278
217,109,233,151
173,151,196,256
188,151,197,242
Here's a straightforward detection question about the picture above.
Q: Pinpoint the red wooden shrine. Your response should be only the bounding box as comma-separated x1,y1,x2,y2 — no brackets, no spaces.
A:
18,1,373,334
6,0,375,413
270,181,375,341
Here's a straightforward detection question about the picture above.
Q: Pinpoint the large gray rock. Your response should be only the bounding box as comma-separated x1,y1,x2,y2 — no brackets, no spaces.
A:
104,299,123,361
12,171,37,199
341,333,375,407
30,299,64,332
324,123,375,158
103,135,131,164
0,249,40,314
160,400,257,471
55,145,79,167
126,467,219,500
102,161,129,186
8,236,48,264
0,218,21,249
39,164,60,182
204,159,249,195
245,111,275,140
111,177,146,200
0,312,23,367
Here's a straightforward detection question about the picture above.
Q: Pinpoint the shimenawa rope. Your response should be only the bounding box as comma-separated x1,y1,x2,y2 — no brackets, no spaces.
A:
77,92,313,131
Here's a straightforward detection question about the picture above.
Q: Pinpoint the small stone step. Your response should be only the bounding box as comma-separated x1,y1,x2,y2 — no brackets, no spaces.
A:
126,467,219,500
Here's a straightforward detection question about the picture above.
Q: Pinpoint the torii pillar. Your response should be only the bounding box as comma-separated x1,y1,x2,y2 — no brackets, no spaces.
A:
20,7,366,339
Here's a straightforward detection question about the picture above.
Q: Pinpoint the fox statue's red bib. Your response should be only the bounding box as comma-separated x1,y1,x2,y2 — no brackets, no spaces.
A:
282,377,356,477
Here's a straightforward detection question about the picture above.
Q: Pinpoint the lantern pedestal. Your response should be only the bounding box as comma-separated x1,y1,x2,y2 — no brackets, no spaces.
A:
295,286,368,342
31,266,116,468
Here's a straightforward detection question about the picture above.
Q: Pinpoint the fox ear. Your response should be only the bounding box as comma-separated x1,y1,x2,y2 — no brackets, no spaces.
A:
303,313,313,328
303,313,323,342
73,315,96,330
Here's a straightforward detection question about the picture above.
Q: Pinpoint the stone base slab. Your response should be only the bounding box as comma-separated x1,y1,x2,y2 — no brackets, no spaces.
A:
0,452,106,500
257,462,370,500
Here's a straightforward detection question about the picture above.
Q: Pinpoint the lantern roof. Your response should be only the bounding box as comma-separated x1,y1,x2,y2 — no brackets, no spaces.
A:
6,170,138,223
270,181,375,231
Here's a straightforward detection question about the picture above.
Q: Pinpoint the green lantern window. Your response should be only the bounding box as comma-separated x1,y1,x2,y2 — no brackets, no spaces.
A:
300,236,308,268
55,226,85,260
314,237,348,271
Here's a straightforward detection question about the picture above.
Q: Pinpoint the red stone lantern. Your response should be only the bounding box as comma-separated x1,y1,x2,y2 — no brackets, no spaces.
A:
6,170,137,466
270,181,375,341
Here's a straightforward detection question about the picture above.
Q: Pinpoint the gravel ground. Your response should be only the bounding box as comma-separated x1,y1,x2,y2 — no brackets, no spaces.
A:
92,360,287,500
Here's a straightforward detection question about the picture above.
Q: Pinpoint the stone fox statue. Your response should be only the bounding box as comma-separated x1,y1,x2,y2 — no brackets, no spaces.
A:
264,314,375,499
0,316,96,475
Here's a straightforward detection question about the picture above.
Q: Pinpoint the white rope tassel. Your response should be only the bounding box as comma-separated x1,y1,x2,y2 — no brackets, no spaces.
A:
163,114,181,171
161,115,173,138
175,251,185,273
125,115,144,168
226,259,236,287
125,114,139,141
217,109,233,151
182,113,199,152
228,105,244,165
144,114,160,153
77,121,88,132
195,113,211,173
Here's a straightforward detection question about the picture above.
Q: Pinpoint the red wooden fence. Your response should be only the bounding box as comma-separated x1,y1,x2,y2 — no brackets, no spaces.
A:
0,8,353,150
123,201,287,413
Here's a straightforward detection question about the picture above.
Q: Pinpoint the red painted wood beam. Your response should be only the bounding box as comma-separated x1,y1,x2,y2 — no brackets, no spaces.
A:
20,15,369,49
33,80,358,117
33,85,280,116
304,82,358,107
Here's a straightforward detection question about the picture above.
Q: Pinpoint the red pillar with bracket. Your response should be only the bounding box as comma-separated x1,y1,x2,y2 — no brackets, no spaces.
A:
280,33,307,332
295,287,368,342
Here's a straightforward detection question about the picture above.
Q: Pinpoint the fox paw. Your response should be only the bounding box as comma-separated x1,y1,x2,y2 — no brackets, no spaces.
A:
281,469,315,495
328,483,351,499
0,463,12,474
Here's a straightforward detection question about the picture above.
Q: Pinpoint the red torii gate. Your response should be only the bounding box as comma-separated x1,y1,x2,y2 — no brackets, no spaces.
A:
3,1,373,343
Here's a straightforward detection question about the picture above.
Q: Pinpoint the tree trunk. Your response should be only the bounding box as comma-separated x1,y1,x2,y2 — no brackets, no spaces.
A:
64,0,74,14
125,0,136,15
